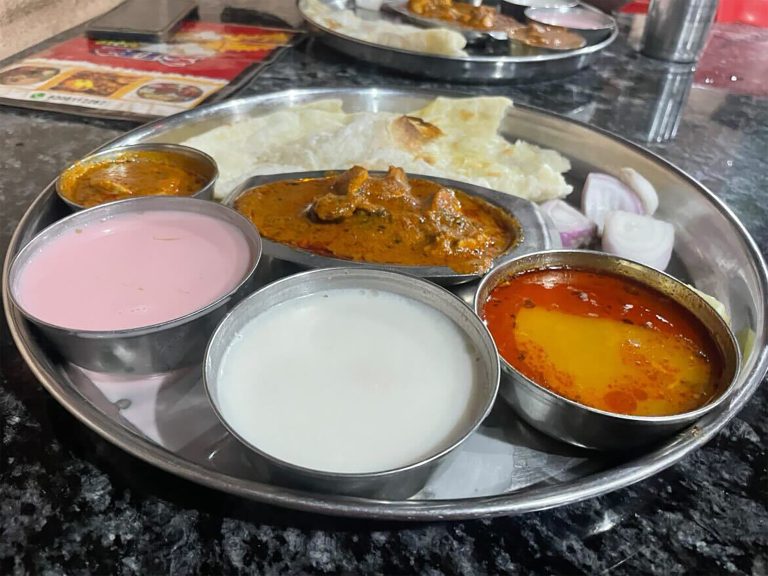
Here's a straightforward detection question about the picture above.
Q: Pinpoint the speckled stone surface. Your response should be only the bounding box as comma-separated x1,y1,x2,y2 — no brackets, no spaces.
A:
1,10,767,575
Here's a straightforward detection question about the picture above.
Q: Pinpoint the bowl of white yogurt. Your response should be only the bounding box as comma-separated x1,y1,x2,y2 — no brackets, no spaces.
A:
203,267,500,499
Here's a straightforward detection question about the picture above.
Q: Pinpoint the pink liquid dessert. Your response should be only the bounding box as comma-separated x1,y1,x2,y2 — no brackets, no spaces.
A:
16,210,252,331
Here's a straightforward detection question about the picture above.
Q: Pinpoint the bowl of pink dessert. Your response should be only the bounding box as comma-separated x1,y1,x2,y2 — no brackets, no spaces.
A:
8,196,262,374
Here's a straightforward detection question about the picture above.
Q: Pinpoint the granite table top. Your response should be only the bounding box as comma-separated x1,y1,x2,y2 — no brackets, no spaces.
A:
0,8,766,575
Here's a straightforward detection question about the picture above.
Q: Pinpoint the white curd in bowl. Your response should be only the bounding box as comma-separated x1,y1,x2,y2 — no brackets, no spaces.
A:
216,288,481,474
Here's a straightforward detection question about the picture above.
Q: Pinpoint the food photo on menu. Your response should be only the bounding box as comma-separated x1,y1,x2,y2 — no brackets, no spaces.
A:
0,0,766,573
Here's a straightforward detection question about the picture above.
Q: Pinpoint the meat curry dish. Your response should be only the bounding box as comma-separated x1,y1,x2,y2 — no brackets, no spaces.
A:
234,166,520,274
407,0,519,31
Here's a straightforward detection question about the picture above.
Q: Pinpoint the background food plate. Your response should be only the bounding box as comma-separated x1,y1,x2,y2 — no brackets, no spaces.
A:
4,88,767,520
298,0,618,82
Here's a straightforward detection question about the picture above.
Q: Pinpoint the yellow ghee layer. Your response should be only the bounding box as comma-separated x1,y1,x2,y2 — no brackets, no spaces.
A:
514,307,716,416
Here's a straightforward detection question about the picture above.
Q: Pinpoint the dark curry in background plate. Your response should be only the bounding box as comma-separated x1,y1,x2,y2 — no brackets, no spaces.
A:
508,23,586,51
234,166,520,274
407,0,521,30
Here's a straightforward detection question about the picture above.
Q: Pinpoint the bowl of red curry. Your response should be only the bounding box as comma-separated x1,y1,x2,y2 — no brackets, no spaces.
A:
474,249,741,451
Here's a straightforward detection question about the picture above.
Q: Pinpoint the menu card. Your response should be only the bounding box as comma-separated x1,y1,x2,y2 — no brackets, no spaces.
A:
0,21,299,121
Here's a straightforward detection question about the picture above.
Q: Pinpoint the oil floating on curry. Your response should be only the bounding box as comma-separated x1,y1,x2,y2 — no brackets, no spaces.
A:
234,166,520,274
482,267,725,416
58,149,210,208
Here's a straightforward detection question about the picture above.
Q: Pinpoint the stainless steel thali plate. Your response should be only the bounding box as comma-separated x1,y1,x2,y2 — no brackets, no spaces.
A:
299,0,618,82
4,88,767,521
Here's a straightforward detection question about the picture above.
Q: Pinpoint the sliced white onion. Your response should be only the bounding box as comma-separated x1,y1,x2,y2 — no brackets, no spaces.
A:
581,173,644,235
618,167,659,215
540,199,596,248
602,210,675,271
687,285,730,325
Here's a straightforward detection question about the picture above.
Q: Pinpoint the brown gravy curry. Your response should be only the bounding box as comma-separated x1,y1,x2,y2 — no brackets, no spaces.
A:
59,150,209,208
509,23,586,51
234,166,520,274
407,0,520,31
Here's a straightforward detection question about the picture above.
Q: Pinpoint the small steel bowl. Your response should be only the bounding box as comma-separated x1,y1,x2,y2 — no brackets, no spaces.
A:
8,196,262,374
525,6,616,44
473,250,741,451
225,170,555,286
204,267,501,499
500,0,577,22
56,143,218,211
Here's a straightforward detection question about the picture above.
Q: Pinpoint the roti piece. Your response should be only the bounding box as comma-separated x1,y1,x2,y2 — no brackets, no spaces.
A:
408,97,573,201
415,96,512,140
182,100,348,195
181,96,572,203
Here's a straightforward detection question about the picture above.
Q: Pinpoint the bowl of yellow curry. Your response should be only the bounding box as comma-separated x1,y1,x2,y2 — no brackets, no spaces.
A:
227,166,555,285
56,143,218,210
474,250,741,451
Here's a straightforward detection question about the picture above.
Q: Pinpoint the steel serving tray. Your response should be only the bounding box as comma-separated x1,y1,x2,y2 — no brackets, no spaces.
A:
298,0,618,83
4,88,767,521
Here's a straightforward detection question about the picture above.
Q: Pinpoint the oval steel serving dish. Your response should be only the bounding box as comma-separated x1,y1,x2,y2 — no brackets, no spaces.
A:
4,87,767,521
225,170,553,285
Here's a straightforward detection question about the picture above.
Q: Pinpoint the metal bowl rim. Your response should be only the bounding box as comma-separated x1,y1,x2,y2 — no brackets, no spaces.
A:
524,6,616,31
8,196,262,337
474,248,742,424
202,266,501,479
501,0,577,7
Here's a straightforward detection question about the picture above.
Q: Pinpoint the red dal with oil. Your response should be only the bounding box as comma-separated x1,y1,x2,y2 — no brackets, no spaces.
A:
482,268,724,416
